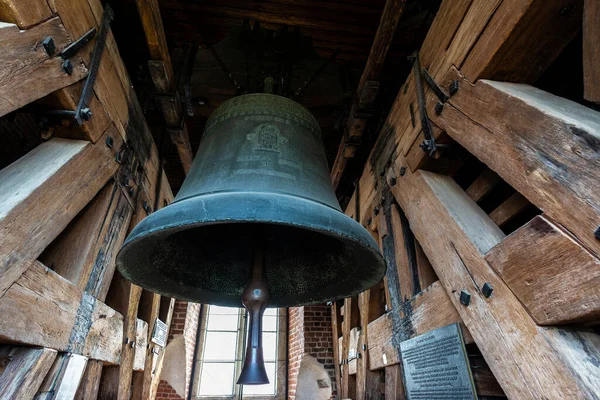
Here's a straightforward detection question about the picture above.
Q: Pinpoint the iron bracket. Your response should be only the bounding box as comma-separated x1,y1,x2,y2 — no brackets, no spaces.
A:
409,52,437,156
422,68,449,103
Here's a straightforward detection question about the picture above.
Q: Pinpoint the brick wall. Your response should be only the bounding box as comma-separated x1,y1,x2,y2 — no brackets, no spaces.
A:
288,304,336,400
156,300,201,400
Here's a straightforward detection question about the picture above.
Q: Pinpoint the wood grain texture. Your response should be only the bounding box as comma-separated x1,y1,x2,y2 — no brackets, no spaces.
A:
36,353,88,400
384,364,404,400
330,302,342,399
0,347,57,400
0,261,123,364
584,0,600,102
75,360,103,400
368,281,472,371
0,0,52,28
486,215,600,325
488,192,529,227
387,157,600,399
133,319,149,371
0,19,87,118
431,68,600,260
340,297,358,398
136,0,174,85
356,289,383,400
147,297,175,400
466,169,500,203
0,129,121,298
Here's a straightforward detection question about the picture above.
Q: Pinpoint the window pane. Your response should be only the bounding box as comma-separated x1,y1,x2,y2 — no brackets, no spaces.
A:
207,313,239,331
264,308,277,317
199,362,235,396
204,332,237,361
210,305,240,315
262,332,277,361
242,362,276,396
262,316,277,332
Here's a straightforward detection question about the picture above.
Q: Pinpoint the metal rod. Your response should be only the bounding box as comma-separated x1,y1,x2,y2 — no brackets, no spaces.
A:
294,48,340,98
208,44,242,93
410,52,437,155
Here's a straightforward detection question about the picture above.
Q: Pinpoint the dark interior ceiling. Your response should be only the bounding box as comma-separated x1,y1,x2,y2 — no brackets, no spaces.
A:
108,0,442,199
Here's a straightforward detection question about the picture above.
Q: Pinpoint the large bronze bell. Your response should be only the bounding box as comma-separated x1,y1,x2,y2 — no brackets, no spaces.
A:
117,93,386,385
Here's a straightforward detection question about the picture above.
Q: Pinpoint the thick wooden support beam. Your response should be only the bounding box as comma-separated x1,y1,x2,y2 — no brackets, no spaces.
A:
40,180,134,302
386,159,600,399
430,69,600,260
36,353,88,399
488,192,529,227
133,319,149,371
340,297,358,399
330,302,342,398
0,261,124,364
168,126,194,174
0,0,51,28
0,19,87,118
0,129,121,297
330,0,406,188
136,0,174,86
0,347,57,400
466,169,500,203
486,215,600,325
75,360,103,400
147,297,176,400
584,0,600,102
384,365,404,400
368,281,472,371
356,288,383,400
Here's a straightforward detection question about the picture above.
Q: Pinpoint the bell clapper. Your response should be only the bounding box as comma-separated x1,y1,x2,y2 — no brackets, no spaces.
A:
236,247,271,385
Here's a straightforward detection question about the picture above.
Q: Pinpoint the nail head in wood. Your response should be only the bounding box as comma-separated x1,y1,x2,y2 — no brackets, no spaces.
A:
435,101,444,115
595,226,600,240
42,37,55,56
400,166,407,176
449,80,459,96
105,136,113,148
482,282,494,298
460,290,471,306
62,59,73,75
389,177,397,186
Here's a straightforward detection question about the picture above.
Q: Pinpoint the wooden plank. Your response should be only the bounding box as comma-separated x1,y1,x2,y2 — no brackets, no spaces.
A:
384,364,404,399
414,240,437,290
466,169,500,202
148,60,171,93
0,261,123,364
330,0,406,188
386,157,600,399
340,297,358,399
486,215,600,325
168,126,194,174
469,355,505,397
75,360,103,400
0,19,87,118
488,192,529,227
431,68,600,260
136,0,174,86
0,128,121,298
147,297,175,400
330,302,342,399
133,319,149,371
35,353,88,400
356,289,383,400
368,281,472,371
584,0,600,102
0,0,52,28
39,180,134,301
0,347,57,400
132,292,161,399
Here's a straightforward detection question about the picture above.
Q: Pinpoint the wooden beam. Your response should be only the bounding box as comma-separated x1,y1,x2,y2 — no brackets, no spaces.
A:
147,297,176,400
0,347,57,400
0,0,52,28
340,297,358,399
136,0,174,86
356,288,383,400
430,68,600,260
36,353,88,399
75,360,103,400
0,128,121,298
368,281,473,371
466,169,500,202
330,0,406,188
133,319,149,371
0,19,87,118
39,179,134,301
384,364,404,400
488,192,529,227
486,215,600,325
0,261,123,364
386,157,600,398
330,302,342,399
584,0,600,102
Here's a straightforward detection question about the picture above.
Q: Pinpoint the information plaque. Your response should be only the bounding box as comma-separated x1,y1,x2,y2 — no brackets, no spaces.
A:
400,323,477,400
151,318,168,347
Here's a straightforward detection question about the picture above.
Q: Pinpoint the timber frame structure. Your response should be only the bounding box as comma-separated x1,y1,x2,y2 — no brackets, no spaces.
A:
0,0,599,399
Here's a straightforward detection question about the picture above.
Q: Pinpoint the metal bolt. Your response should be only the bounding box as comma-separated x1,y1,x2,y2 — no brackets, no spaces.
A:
389,177,397,186
80,108,93,121
362,344,367,351
595,226,600,240
42,37,55,56
357,353,362,359
143,201,152,215
62,59,73,75
449,80,459,96
481,282,494,298
115,150,122,163
105,136,113,148
399,166,407,176
124,337,131,345
367,217,372,226
435,101,444,115
130,341,136,348
460,290,471,306
374,206,380,216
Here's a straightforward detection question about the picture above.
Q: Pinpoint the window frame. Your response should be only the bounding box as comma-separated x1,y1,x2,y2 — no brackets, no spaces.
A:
191,305,287,400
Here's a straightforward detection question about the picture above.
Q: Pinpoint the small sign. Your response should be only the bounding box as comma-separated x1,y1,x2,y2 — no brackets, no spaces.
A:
151,318,168,347
400,323,476,400
316,379,329,388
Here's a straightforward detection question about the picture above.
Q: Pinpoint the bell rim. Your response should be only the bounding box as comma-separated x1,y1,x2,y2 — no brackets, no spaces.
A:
117,191,386,307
